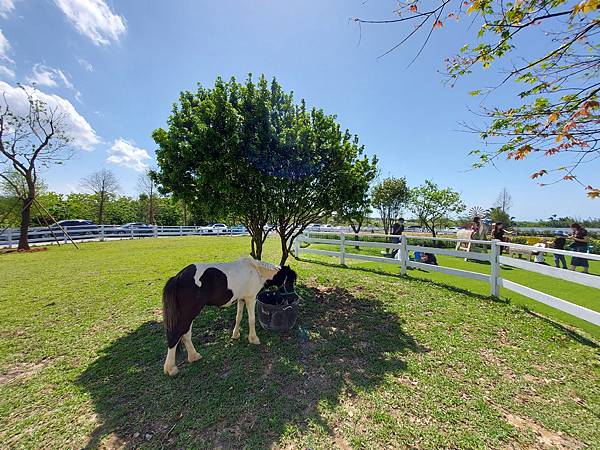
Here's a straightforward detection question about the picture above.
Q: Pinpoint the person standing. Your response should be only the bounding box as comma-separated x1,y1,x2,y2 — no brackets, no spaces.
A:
390,218,404,258
470,216,481,239
491,222,509,254
569,223,589,273
552,233,567,269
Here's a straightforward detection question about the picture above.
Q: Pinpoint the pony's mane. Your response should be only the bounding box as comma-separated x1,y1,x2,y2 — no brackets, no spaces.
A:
240,256,280,271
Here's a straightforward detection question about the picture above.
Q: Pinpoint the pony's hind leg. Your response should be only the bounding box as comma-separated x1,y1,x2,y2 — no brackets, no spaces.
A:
232,299,244,340
182,323,201,363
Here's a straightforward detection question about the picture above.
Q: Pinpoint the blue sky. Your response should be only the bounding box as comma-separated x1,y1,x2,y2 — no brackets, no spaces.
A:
0,0,597,220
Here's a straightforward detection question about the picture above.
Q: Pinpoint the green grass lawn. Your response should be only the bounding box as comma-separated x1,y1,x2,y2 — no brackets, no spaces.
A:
306,242,600,339
1,236,599,449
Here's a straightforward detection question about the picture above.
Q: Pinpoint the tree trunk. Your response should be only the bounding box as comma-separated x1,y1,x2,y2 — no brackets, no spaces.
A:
18,197,32,250
98,193,105,224
279,234,290,267
250,233,264,260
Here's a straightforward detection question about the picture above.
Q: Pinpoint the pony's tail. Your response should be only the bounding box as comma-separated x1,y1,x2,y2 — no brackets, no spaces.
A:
162,274,179,336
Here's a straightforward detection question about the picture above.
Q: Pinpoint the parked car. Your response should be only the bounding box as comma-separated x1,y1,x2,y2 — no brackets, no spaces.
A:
201,223,228,234
43,220,96,238
114,222,154,235
229,225,248,233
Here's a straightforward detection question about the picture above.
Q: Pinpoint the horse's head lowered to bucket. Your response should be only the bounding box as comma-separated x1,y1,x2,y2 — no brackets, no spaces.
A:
257,266,299,332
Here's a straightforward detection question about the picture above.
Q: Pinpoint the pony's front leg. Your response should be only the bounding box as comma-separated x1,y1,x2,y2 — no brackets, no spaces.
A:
245,297,260,345
163,344,179,376
232,299,244,340
182,323,201,363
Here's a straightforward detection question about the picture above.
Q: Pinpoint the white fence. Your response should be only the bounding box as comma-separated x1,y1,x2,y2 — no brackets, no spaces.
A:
295,232,600,327
0,224,248,248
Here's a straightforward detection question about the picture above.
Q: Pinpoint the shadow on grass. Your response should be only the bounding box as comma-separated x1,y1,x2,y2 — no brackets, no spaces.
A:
522,308,599,348
77,285,423,449
299,257,508,304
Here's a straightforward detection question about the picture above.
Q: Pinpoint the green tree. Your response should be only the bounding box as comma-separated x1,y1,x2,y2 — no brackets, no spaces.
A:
488,207,512,227
269,106,377,265
153,76,272,259
355,1,599,197
371,177,410,235
153,75,377,264
409,180,465,238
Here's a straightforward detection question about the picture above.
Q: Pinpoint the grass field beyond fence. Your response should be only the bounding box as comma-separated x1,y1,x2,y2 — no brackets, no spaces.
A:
1,236,599,449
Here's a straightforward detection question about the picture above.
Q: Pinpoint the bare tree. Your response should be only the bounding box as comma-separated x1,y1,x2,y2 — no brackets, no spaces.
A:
494,188,513,214
0,86,73,250
137,169,158,224
81,169,120,224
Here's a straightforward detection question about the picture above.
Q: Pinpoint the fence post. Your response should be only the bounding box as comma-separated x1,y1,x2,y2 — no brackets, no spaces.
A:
7,228,12,248
339,231,346,265
64,227,68,244
179,225,183,236
490,239,500,297
400,235,408,276
130,226,134,239
153,225,158,238
100,224,105,242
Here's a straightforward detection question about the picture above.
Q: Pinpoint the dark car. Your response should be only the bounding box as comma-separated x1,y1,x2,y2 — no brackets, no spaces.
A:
43,220,97,239
114,222,154,235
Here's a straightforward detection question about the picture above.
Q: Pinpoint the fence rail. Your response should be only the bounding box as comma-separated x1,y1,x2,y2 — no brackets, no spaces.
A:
0,224,248,248
295,231,600,327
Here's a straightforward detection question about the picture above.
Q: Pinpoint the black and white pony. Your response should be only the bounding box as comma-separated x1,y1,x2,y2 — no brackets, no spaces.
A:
162,257,296,376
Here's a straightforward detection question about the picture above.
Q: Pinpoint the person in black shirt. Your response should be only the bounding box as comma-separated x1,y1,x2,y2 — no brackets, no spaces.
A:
569,223,589,273
492,222,511,254
390,218,405,258
552,234,567,269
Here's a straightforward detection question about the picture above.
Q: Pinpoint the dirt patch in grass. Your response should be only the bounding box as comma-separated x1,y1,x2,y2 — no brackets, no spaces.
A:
480,349,517,380
0,247,48,254
0,358,50,385
500,409,583,450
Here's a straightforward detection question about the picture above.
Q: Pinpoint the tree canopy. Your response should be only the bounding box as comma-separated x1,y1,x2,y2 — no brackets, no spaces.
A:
371,177,410,234
153,75,377,264
409,180,465,237
355,0,599,197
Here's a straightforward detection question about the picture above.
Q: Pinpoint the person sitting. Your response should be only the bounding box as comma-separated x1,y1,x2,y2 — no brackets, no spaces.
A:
420,252,438,265
533,242,549,265
569,223,590,274
551,234,567,269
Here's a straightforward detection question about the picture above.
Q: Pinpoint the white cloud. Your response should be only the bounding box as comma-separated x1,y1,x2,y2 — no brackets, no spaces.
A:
26,64,78,98
26,64,58,87
0,64,14,79
54,0,126,46
0,29,12,63
74,90,83,103
0,0,16,19
107,139,151,172
78,58,94,72
56,69,74,90
0,81,100,150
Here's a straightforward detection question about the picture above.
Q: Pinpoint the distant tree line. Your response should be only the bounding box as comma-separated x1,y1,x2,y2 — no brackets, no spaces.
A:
0,190,198,228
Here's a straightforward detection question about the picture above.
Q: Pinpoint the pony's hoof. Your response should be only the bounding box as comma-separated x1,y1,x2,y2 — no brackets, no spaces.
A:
164,365,179,376
232,331,241,340
249,336,260,345
188,352,201,363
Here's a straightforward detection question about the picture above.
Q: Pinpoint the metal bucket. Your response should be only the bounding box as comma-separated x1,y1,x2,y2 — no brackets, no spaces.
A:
256,291,299,332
